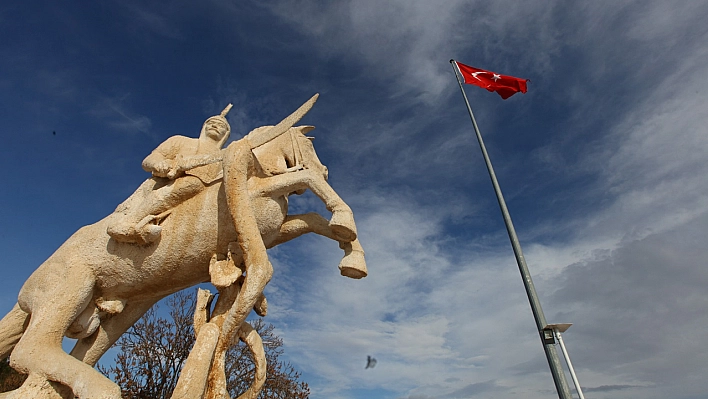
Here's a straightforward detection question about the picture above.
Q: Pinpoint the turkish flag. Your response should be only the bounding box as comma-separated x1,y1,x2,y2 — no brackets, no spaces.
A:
455,61,528,99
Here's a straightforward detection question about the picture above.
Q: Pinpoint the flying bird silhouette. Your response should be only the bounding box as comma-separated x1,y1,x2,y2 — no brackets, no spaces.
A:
365,355,377,369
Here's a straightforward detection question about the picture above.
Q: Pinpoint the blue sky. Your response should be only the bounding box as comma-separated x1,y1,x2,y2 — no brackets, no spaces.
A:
2,1,708,398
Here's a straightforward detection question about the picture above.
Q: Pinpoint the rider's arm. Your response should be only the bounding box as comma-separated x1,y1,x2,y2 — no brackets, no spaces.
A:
142,136,184,178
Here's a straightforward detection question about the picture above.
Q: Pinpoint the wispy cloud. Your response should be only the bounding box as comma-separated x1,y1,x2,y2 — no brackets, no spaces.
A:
3,1,708,398
261,2,708,398
111,0,184,39
583,384,641,393
88,94,154,137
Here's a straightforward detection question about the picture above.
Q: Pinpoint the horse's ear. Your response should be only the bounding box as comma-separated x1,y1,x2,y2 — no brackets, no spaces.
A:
298,125,315,135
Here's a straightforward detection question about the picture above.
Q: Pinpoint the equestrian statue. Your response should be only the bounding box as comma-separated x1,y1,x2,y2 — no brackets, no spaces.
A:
0,94,367,399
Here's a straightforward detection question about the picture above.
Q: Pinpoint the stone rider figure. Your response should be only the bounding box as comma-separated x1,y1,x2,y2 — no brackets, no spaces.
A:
107,104,233,245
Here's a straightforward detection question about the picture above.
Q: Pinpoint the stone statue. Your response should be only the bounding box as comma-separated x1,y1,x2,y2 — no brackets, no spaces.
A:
0,94,367,399
107,104,234,245
171,248,268,399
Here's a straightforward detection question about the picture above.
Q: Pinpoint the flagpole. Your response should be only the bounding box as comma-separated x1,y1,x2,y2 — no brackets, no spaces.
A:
449,60,573,399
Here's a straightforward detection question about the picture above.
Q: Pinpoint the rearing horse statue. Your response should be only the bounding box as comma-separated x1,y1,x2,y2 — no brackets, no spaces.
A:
0,94,366,399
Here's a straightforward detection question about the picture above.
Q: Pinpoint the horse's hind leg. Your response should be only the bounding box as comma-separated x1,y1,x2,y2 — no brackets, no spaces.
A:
12,275,121,399
1,305,70,399
2,298,158,399
1,373,73,399
70,298,158,366
0,303,29,360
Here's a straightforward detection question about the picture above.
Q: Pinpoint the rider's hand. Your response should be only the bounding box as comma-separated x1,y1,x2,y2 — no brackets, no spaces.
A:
171,155,187,177
166,154,190,179
151,160,173,178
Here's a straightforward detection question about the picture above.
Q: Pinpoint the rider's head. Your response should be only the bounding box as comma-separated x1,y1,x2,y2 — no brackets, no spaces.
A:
200,104,232,148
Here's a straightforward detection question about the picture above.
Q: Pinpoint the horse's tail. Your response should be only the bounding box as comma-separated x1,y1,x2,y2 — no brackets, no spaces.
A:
0,303,29,360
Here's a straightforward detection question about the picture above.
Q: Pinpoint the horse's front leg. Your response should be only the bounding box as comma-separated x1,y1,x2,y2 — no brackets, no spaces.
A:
270,213,367,279
252,170,358,242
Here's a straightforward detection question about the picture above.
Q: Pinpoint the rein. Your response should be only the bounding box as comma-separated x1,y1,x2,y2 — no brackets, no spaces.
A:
278,129,305,174
290,129,304,170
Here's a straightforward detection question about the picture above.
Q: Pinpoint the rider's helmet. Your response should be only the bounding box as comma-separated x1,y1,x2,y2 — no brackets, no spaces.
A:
201,104,232,148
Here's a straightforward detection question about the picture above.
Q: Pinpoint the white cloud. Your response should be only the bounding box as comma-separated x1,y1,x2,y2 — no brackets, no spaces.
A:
112,0,184,39
259,2,708,398
264,0,468,101
4,1,708,398
89,94,154,137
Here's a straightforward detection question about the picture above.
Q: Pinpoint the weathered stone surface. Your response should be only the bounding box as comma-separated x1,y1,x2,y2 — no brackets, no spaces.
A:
0,94,366,398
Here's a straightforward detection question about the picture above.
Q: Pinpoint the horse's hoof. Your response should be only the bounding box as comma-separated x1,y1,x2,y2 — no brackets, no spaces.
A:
339,250,367,279
330,210,357,242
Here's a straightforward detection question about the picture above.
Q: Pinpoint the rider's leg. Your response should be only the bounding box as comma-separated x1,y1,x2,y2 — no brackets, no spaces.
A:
108,176,205,244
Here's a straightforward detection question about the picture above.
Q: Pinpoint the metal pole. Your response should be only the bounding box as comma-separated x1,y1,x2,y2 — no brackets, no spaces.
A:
449,60,573,399
553,329,586,399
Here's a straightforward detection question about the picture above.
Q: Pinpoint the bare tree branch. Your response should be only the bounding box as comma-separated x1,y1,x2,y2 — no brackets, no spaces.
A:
99,290,309,399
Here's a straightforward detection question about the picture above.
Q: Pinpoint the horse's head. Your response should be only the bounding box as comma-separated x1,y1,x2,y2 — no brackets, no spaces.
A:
251,125,328,181
289,125,328,180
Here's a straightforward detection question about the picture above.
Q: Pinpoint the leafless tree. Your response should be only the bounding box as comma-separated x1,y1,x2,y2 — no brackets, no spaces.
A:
99,290,309,399
0,357,27,393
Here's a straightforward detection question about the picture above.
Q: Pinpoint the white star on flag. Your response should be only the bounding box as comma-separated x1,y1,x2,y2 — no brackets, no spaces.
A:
453,60,529,99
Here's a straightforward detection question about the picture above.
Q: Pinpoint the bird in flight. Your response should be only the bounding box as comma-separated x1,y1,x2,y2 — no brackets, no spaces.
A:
365,355,377,369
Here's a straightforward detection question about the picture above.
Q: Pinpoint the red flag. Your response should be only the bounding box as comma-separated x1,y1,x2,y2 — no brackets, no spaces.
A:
455,61,528,100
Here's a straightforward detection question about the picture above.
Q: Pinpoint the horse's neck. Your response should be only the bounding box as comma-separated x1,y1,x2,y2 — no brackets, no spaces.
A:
252,136,292,177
